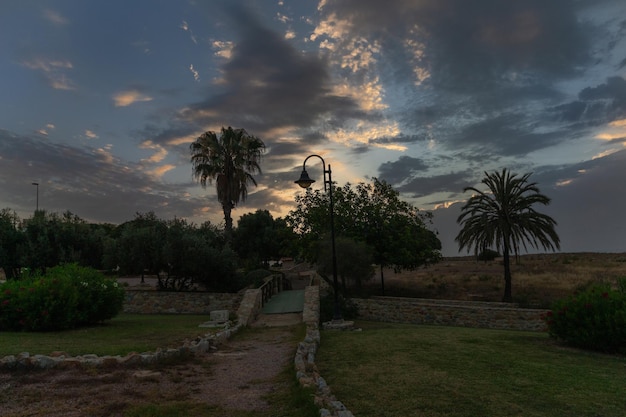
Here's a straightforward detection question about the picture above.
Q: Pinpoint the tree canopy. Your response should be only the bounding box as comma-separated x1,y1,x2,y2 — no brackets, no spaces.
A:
287,177,441,294
456,169,560,302
190,126,265,238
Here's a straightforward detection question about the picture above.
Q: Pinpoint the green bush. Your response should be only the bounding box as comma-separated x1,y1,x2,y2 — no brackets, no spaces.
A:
546,284,626,354
0,264,124,331
320,293,358,323
477,249,500,261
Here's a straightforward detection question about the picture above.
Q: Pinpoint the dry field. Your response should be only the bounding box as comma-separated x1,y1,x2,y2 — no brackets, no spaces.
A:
363,252,626,307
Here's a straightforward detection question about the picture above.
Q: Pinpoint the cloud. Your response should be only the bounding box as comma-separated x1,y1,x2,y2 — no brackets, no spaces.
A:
398,170,475,198
43,9,68,26
189,64,200,82
20,58,76,90
36,124,55,136
318,0,590,89
113,89,153,107
378,155,428,184
139,140,168,163
180,20,198,44
184,5,362,136
212,40,234,59
0,130,204,224
84,130,98,139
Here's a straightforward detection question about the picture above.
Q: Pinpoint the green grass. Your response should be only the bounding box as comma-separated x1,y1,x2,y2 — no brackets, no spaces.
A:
0,314,216,357
317,321,626,417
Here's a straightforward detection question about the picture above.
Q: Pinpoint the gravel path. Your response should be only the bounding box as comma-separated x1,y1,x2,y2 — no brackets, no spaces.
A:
0,315,302,416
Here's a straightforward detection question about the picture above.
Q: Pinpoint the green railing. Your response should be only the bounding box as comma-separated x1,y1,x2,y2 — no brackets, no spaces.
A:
259,274,289,307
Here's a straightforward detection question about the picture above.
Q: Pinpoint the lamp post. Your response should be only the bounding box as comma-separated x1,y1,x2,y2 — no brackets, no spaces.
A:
295,154,342,321
32,182,39,212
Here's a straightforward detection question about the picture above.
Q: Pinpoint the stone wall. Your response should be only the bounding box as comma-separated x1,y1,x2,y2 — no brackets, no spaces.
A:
123,289,242,315
353,296,549,332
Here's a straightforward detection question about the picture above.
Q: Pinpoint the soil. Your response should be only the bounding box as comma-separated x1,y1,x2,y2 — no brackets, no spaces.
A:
0,315,303,417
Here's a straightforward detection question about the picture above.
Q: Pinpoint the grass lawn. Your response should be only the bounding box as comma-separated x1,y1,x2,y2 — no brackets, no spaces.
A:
317,321,626,417
0,313,216,357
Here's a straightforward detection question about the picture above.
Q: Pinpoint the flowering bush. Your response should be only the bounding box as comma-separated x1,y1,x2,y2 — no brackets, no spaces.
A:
0,264,124,331
545,282,626,354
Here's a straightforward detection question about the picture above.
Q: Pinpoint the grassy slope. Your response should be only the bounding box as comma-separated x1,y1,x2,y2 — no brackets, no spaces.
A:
317,321,626,417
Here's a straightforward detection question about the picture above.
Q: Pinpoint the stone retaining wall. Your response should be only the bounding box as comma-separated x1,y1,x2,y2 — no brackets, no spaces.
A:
123,289,241,315
353,296,549,331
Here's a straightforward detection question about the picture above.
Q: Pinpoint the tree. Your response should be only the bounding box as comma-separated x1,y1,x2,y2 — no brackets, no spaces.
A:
233,210,297,269
113,212,167,282
455,169,560,302
0,209,23,279
190,126,265,239
316,235,374,293
287,178,442,295
233,209,278,268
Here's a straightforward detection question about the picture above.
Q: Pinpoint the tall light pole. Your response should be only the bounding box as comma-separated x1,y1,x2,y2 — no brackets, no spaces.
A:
32,182,39,212
295,154,342,321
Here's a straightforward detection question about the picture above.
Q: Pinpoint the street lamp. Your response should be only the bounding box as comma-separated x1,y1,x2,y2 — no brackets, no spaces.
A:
295,154,342,321
32,182,39,212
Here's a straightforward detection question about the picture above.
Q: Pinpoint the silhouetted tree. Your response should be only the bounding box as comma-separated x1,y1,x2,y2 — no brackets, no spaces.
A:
456,169,560,302
190,127,265,239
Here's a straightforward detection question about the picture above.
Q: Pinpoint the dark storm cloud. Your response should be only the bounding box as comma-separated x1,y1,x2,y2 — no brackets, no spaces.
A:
316,0,611,161
177,4,362,140
546,76,626,129
322,0,590,90
378,156,429,184
397,171,474,198
0,130,205,223
454,113,568,156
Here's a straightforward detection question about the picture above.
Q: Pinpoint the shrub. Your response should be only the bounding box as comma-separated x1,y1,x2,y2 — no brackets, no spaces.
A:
320,293,358,323
546,283,626,354
477,249,500,262
0,264,124,331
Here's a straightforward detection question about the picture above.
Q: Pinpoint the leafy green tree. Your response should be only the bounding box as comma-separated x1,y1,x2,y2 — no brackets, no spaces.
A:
233,210,296,269
113,212,167,281
287,178,441,295
316,235,374,293
0,208,23,279
21,210,61,273
190,126,265,239
456,169,560,302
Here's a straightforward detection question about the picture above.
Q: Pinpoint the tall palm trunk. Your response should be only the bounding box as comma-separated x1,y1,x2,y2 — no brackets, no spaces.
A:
502,242,512,302
223,202,234,240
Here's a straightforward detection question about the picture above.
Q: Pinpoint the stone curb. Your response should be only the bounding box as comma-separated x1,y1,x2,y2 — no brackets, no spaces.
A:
0,287,263,371
296,285,355,417
0,323,242,370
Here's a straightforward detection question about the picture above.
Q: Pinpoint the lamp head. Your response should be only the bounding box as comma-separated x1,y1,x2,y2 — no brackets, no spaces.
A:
295,169,315,188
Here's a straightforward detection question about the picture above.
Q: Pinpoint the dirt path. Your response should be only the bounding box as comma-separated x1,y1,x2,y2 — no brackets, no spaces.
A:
0,315,303,417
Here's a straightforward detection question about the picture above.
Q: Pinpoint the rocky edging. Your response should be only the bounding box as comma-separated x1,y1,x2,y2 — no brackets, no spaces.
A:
0,324,242,370
295,285,355,417
0,286,269,371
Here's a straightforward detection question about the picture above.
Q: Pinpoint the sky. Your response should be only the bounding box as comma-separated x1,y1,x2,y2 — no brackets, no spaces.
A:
1,0,625,257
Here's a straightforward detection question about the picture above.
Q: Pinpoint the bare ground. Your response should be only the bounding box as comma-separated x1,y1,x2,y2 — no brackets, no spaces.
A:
0,315,303,417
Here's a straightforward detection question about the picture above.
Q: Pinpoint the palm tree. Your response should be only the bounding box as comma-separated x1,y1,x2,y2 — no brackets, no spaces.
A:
455,169,560,302
190,126,265,239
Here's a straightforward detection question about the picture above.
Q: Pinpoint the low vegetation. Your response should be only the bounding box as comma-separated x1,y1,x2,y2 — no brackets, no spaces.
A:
363,253,626,308
0,264,124,332
317,321,626,417
0,313,215,357
547,280,626,354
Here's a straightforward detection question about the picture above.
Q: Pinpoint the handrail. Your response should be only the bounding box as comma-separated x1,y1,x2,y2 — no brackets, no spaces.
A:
258,274,288,307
